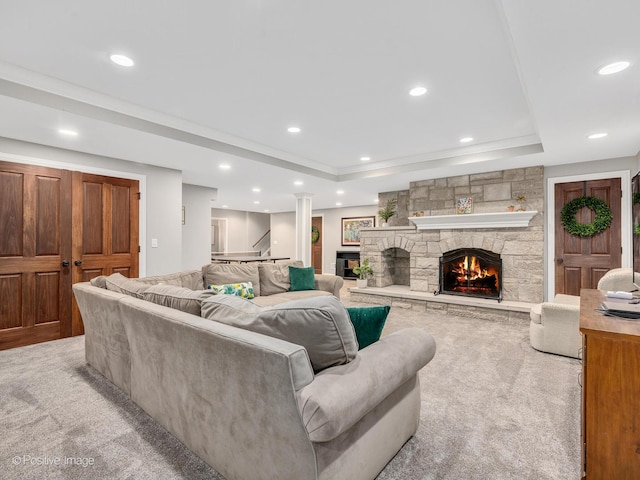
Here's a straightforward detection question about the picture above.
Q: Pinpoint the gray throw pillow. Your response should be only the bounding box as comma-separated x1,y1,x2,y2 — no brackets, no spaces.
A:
142,284,216,316
202,263,261,296
258,260,303,296
201,295,358,372
104,273,151,299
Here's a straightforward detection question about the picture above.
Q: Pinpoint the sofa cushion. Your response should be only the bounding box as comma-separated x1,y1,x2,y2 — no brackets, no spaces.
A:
258,260,303,296
104,273,151,299
136,270,204,290
289,266,316,292
251,290,331,307
201,294,263,322
201,295,357,372
142,284,216,315
90,275,108,289
209,282,255,299
346,305,390,349
202,263,261,296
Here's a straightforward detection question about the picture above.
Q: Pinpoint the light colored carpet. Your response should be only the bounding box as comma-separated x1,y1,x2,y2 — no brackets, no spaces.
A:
0,284,581,479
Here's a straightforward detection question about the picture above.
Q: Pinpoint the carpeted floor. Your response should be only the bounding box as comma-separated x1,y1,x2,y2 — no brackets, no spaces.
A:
0,284,581,479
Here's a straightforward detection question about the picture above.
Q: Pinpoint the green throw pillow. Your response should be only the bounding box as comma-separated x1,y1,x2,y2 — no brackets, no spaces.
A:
209,281,255,299
346,305,390,349
289,266,316,292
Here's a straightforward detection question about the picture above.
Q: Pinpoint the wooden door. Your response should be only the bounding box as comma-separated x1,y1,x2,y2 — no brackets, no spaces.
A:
555,178,621,295
0,162,72,350
311,216,322,274
71,172,139,334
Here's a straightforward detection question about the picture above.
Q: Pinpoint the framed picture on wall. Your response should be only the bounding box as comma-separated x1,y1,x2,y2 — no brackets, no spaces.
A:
341,216,375,246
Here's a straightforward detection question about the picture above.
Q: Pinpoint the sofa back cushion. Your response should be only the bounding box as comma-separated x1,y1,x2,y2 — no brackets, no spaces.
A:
203,263,261,296
136,270,204,290
201,295,358,372
142,284,217,315
258,260,303,296
104,273,152,299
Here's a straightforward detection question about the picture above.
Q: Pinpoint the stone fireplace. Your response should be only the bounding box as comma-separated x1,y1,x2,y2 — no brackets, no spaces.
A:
358,166,544,304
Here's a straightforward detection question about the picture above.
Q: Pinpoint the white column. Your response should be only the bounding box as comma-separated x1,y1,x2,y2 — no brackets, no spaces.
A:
294,193,313,266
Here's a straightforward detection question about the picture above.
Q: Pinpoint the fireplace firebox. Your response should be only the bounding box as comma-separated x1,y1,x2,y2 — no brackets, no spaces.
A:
438,248,502,301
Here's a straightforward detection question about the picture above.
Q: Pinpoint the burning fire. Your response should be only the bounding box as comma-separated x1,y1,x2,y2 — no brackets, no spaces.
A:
452,256,491,281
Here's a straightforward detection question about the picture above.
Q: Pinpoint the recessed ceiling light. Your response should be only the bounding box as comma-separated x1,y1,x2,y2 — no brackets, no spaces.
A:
219,164,231,170
460,137,474,143
598,61,630,75
360,156,371,162
294,180,303,186
587,132,608,139
336,202,342,206
336,190,344,195
222,205,228,208
263,209,269,213
252,187,261,193
58,128,78,137
110,54,135,67
409,86,427,97
253,201,260,205
287,126,301,133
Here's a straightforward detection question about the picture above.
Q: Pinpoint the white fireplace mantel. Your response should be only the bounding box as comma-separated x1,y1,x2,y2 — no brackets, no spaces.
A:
408,211,538,230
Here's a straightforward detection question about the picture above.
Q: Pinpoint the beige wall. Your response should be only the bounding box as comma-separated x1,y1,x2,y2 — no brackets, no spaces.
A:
182,184,217,270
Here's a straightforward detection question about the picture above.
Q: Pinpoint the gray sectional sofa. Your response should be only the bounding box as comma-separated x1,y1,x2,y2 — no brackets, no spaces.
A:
73,263,436,480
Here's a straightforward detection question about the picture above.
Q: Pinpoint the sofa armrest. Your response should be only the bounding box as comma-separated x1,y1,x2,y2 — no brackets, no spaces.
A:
314,274,344,298
540,302,579,325
296,327,436,442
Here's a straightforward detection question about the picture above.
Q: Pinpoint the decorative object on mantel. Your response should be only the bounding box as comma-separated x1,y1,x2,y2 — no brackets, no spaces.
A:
352,258,373,288
515,195,527,212
411,211,426,217
311,225,320,243
378,199,397,227
507,205,515,212
341,216,375,246
456,197,473,214
560,196,612,237
409,210,538,230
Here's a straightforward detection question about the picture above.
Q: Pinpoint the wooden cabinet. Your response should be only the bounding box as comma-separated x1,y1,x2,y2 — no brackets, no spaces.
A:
580,289,640,479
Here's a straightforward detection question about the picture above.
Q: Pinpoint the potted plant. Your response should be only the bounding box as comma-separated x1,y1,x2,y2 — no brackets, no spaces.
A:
507,205,515,212
352,258,373,288
515,195,526,212
378,199,397,227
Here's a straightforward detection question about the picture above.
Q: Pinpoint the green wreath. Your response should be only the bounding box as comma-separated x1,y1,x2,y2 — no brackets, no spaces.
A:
311,225,319,243
560,196,612,237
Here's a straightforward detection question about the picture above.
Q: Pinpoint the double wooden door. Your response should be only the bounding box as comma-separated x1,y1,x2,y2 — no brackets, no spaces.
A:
0,161,139,350
312,216,322,274
554,178,621,296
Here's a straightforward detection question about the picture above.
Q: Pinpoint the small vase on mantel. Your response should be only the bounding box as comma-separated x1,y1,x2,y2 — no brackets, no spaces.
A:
356,278,368,288
381,222,389,228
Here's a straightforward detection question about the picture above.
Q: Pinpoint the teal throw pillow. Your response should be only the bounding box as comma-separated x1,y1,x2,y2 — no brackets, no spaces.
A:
289,266,316,292
346,305,390,349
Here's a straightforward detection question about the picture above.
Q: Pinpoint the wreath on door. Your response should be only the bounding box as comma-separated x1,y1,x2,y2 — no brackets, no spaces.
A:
560,196,612,237
311,226,320,243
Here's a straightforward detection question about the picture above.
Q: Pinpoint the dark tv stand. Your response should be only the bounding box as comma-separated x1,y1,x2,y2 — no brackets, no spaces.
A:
336,251,360,279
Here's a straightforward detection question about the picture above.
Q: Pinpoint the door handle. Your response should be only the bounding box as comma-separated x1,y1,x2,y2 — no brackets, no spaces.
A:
556,258,564,265
61,260,70,267
74,260,83,266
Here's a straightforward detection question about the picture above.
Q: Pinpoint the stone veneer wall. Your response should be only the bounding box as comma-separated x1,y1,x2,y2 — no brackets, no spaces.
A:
363,167,544,303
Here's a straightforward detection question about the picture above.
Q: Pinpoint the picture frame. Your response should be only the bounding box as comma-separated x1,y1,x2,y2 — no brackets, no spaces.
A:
341,216,375,246
456,197,473,214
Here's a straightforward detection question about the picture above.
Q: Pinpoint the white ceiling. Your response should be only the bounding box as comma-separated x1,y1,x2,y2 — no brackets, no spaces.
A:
0,0,638,212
